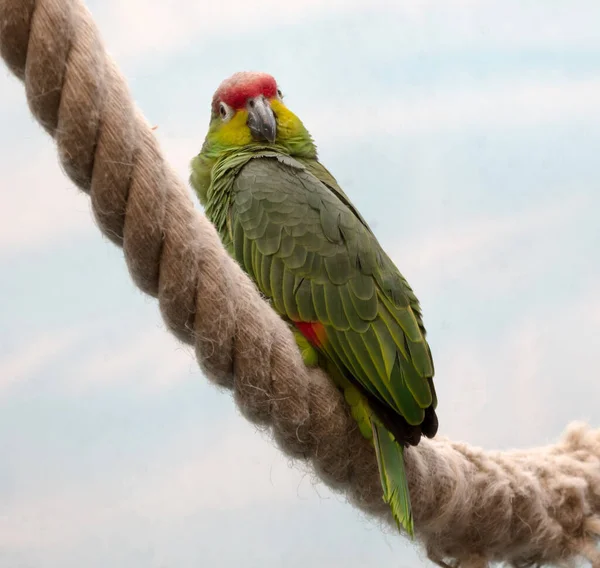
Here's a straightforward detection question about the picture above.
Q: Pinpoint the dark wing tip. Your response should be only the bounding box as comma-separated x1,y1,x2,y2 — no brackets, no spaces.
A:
421,406,439,439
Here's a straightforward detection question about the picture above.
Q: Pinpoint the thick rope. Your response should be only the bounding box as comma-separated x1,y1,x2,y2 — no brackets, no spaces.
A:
1,1,599,566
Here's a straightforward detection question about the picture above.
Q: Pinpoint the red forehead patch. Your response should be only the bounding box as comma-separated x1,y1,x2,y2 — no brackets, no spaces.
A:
212,71,278,113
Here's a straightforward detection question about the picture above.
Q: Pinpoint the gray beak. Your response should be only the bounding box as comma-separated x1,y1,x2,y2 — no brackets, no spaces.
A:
247,96,277,143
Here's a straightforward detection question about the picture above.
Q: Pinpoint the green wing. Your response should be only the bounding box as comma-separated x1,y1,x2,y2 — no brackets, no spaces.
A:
300,158,433,343
230,153,435,427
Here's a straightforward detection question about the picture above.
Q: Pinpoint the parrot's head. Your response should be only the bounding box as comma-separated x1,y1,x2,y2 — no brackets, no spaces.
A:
202,71,316,158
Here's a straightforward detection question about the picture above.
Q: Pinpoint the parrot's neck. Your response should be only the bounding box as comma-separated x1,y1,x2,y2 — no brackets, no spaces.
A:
193,131,318,207
201,135,317,163
192,107,319,215
282,135,317,160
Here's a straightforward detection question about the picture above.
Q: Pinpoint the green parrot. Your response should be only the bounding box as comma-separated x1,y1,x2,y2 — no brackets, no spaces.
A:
190,71,438,536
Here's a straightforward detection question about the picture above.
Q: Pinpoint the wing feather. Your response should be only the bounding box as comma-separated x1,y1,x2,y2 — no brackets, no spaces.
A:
230,153,435,430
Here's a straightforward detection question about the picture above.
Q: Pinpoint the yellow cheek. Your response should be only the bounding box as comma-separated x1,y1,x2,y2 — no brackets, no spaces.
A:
213,101,304,146
214,110,253,146
270,99,304,139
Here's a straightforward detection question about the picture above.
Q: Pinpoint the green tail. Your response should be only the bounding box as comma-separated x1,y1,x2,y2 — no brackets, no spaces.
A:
371,419,414,537
291,333,414,537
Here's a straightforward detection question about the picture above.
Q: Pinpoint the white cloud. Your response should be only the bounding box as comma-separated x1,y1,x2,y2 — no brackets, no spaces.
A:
158,134,201,191
93,0,600,61
0,419,320,547
63,326,198,394
433,282,600,448
436,321,547,444
123,423,317,517
384,1,600,52
0,320,197,397
0,147,93,251
96,0,373,60
395,192,588,287
0,70,26,108
0,329,80,395
306,78,600,142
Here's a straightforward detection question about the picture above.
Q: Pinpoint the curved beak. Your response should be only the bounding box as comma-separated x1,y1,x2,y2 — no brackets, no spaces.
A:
247,96,277,143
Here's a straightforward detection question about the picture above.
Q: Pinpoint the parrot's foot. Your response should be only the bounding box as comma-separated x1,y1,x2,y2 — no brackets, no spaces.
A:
344,385,374,440
292,328,319,367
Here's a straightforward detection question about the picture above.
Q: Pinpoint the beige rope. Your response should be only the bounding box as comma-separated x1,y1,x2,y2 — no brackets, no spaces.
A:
1,1,599,566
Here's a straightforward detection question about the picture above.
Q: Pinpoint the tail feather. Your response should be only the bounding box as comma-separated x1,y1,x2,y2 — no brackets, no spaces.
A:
372,419,414,537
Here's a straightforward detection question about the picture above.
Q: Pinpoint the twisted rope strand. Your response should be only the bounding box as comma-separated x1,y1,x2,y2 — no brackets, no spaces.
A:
1,1,599,565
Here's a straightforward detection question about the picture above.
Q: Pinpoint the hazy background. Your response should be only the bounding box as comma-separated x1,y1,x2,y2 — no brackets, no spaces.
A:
1,1,600,566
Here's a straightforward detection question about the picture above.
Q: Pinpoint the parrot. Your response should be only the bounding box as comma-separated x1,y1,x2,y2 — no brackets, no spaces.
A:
190,71,438,536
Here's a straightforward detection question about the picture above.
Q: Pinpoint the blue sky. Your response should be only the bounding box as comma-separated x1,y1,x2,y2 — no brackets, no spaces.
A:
1,1,600,566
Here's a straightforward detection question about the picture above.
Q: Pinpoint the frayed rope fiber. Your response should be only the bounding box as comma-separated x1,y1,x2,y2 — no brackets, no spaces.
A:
1,1,599,566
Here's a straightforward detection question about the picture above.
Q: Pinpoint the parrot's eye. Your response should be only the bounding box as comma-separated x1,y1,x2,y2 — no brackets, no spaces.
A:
218,101,233,122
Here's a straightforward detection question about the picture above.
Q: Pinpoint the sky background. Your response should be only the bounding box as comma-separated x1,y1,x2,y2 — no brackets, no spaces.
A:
1,1,600,566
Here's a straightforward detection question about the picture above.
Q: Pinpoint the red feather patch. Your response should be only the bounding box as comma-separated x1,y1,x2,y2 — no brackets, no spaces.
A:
294,321,326,349
212,71,278,112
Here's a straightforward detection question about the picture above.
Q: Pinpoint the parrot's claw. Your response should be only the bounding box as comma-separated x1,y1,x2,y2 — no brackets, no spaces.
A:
292,328,319,367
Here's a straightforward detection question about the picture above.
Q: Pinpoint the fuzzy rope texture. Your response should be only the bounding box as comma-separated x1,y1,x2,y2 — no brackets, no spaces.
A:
1,1,599,566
